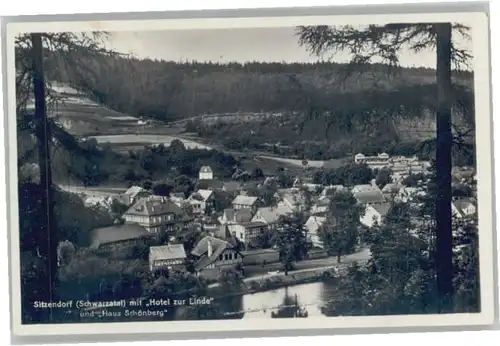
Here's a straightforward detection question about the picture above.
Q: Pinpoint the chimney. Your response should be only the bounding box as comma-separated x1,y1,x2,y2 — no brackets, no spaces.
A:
207,239,213,257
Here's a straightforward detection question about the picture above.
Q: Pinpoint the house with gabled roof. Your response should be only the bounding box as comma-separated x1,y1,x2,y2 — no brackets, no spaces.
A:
214,224,242,249
227,221,269,248
251,205,293,230
149,244,187,272
381,183,403,201
191,235,243,279
275,189,306,213
199,166,214,180
196,178,224,191
123,195,193,234
304,216,326,249
122,186,152,205
352,184,386,205
169,192,186,208
89,222,150,255
187,189,215,215
360,202,391,228
231,195,260,212
452,197,477,218
219,208,253,225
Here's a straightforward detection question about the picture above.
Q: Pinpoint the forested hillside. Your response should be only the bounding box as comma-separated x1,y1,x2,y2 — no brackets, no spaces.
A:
40,52,475,162
43,53,472,120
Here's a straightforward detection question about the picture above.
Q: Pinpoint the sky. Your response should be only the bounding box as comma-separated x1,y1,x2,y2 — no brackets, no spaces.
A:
104,26,473,69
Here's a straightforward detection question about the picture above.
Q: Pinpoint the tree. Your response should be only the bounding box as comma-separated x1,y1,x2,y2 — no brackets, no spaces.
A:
252,229,277,249
31,33,59,310
369,203,427,287
142,180,153,190
402,172,427,187
212,191,233,212
296,22,472,304
299,186,314,213
271,291,308,318
110,199,128,218
375,168,392,188
16,32,120,323
56,240,76,267
152,182,173,197
218,268,243,292
319,190,364,262
170,139,186,152
276,215,309,272
251,167,264,179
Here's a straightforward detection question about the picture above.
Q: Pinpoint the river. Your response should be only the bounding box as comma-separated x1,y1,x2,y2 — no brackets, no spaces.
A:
216,281,340,319
75,281,342,324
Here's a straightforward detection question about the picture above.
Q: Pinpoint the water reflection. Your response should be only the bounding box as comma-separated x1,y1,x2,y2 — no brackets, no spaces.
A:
217,281,338,319
270,288,308,318
78,282,338,322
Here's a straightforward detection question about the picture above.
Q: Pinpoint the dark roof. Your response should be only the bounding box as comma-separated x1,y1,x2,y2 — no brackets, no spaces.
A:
89,222,149,249
353,186,386,204
382,183,403,193
222,181,241,192
191,236,235,271
254,206,291,223
239,221,268,228
197,179,223,190
223,208,253,223
371,202,391,217
215,224,239,247
124,196,185,217
453,198,476,216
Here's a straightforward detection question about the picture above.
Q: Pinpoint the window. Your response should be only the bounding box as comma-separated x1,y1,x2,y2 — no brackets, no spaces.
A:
219,254,223,261
224,254,229,261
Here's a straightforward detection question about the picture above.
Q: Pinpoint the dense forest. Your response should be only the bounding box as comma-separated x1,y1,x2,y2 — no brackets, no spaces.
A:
39,51,475,162
43,52,473,121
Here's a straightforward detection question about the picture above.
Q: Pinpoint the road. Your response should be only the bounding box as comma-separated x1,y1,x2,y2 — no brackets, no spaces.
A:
209,248,371,288
245,247,371,277
57,184,127,198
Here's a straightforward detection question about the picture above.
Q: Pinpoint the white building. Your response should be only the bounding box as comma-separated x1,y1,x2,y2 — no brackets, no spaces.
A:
304,216,326,249
354,153,391,169
231,195,259,211
360,202,391,228
251,205,293,230
187,189,214,215
199,166,214,180
149,244,187,272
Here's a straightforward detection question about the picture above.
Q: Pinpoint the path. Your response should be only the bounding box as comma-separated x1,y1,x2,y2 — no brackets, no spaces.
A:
209,248,371,288
57,184,128,198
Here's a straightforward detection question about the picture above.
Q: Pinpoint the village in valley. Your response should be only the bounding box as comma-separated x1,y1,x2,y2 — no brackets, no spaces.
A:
16,25,479,322
58,149,477,288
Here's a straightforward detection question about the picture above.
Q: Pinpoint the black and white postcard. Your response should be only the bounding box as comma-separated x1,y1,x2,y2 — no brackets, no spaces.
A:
2,7,496,339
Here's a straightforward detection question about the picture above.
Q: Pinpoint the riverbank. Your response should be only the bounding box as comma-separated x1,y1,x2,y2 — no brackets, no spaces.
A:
209,266,342,300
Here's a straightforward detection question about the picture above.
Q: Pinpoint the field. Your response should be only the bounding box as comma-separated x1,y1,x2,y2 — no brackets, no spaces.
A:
89,134,213,153
46,83,352,173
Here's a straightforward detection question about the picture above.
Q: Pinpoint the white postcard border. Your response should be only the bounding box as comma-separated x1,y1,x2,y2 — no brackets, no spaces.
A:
4,10,495,337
